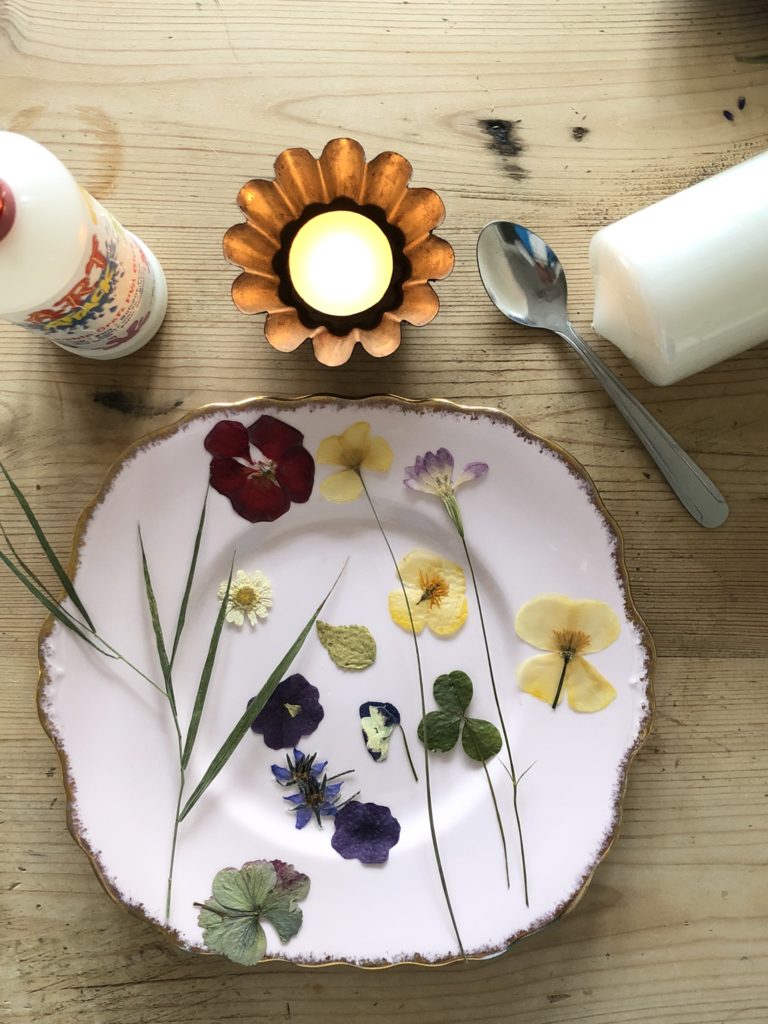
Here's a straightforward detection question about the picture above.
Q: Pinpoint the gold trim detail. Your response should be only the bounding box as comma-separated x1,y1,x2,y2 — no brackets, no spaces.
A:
36,394,656,969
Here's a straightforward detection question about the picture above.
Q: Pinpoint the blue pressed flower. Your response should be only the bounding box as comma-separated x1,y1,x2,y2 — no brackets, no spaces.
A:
270,750,354,830
250,674,324,750
331,800,401,864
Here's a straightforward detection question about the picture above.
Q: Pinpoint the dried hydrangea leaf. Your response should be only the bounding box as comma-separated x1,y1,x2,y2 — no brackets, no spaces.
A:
197,906,267,966
197,859,309,966
316,620,377,671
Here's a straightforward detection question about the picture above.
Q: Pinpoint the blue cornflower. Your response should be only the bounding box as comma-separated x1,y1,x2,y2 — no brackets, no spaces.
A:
270,750,354,830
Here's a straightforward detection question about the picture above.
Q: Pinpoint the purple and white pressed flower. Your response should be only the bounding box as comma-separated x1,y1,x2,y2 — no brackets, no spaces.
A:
271,749,354,830
331,800,401,864
249,674,324,750
404,448,488,536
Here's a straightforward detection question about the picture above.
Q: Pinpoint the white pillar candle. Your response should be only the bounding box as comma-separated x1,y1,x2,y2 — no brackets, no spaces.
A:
590,150,768,386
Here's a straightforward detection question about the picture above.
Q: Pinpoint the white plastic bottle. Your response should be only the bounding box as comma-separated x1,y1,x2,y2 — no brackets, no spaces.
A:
590,149,768,386
0,132,167,358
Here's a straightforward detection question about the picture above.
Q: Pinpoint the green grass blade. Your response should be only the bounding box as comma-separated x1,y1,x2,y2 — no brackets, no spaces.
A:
179,561,346,822
0,547,115,658
170,491,208,669
0,461,95,630
138,527,175,714
1,523,57,601
181,554,233,768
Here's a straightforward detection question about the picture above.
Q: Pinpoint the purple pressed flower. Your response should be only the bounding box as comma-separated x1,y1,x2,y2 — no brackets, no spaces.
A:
404,448,488,536
404,447,488,497
250,675,324,750
270,750,353,829
331,800,401,864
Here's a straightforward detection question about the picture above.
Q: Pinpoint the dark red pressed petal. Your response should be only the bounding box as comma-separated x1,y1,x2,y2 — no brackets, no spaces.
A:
204,420,251,459
209,456,250,497
248,415,305,460
275,446,315,503
231,474,291,523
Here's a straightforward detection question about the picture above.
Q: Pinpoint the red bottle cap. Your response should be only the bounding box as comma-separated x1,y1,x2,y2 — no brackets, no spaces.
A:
0,180,17,242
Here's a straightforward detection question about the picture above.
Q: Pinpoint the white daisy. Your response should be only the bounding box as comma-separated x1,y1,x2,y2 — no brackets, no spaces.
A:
219,569,272,627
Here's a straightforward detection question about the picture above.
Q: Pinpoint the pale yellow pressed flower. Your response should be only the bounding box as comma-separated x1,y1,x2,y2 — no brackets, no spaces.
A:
316,421,393,502
515,594,620,712
219,569,272,627
388,549,468,637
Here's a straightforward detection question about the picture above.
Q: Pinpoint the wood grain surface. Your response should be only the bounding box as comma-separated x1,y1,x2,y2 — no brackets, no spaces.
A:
2,1,768,1021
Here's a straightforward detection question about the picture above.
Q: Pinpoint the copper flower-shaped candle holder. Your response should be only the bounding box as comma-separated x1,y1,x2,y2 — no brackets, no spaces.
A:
223,138,454,366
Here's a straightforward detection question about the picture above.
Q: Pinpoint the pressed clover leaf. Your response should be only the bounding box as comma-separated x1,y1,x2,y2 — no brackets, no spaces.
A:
418,670,501,762
461,716,503,762
417,710,462,752
418,670,509,887
316,620,377,671
196,859,309,966
433,669,473,715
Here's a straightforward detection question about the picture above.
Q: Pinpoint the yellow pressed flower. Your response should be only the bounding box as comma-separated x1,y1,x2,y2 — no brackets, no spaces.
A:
388,549,468,637
514,594,620,712
317,421,393,502
219,569,272,627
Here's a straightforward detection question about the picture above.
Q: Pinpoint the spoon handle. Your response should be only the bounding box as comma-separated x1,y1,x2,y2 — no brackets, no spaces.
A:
557,323,729,528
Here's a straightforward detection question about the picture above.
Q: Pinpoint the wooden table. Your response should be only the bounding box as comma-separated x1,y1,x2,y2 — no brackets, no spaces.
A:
2,2,767,1021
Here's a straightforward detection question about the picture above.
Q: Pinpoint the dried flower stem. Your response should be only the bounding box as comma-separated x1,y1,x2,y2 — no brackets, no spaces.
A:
459,533,529,907
357,471,466,959
552,656,570,709
398,724,419,783
481,758,509,888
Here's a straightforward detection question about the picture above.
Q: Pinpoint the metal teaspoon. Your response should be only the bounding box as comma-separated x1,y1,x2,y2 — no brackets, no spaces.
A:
477,220,729,528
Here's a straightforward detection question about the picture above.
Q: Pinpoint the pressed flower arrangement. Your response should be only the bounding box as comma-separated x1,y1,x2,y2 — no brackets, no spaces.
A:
10,397,652,967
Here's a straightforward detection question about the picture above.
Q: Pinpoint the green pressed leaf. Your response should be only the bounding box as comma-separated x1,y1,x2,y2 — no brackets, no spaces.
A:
171,490,207,668
138,527,175,713
261,861,309,941
198,904,267,966
461,717,503,763
0,548,115,659
197,859,309,966
0,461,94,630
213,861,276,911
179,562,346,821
316,620,376,671
181,556,234,768
1,523,56,600
433,670,473,716
417,710,461,752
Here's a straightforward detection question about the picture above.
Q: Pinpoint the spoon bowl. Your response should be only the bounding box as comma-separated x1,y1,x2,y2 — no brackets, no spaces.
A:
478,221,569,332
477,220,728,528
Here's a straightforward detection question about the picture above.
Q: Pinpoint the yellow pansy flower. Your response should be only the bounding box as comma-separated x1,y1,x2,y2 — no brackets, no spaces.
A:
515,594,620,712
388,549,468,637
317,421,393,503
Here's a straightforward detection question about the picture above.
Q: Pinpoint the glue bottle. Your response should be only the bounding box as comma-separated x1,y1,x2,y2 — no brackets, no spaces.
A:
0,131,167,358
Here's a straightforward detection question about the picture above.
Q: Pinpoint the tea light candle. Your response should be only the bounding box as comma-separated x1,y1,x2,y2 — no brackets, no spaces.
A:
590,150,768,386
288,210,394,316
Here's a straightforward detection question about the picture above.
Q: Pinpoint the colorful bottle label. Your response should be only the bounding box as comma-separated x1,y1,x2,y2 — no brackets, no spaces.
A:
7,192,160,354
